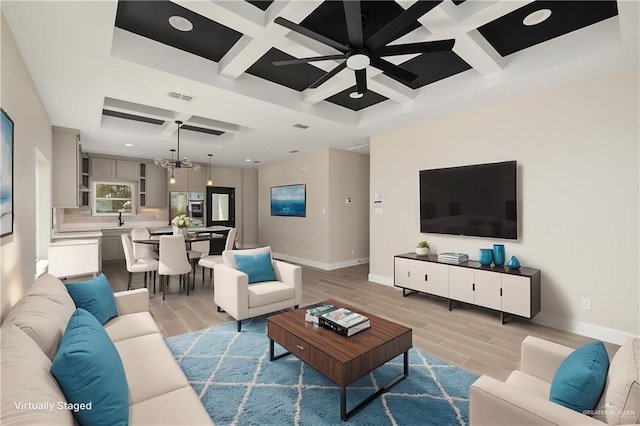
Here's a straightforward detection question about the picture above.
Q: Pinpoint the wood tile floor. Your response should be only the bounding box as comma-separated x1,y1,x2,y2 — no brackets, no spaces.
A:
101,260,619,381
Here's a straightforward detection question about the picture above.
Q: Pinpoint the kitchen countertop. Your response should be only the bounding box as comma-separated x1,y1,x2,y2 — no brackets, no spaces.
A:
51,230,103,239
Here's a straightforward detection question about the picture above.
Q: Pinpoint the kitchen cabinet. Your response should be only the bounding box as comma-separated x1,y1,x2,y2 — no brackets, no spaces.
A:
140,163,167,207
52,126,80,208
169,167,206,193
101,229,129,261
91,158,139,180
48,239,100,278
394,253,540,323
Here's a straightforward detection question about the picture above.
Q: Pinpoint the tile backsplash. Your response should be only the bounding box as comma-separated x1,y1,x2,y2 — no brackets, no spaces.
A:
58,207,169,228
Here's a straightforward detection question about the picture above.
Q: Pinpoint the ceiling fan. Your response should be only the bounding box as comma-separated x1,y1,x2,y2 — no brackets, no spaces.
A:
273,0,455,96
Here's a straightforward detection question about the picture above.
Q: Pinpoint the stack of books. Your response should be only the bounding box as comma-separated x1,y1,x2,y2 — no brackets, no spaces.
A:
305,304,336,324
437,252,469,264
318,308,370,337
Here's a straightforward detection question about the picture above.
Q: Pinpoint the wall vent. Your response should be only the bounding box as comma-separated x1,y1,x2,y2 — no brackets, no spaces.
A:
102,109,165,125
293,124,309,129
168,91,195,102
181,124,224,136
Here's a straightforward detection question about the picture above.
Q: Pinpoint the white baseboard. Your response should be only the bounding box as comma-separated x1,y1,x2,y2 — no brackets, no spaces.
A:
532,313,638,346
368,273,395,287
370,273,637,345
271,252,369,271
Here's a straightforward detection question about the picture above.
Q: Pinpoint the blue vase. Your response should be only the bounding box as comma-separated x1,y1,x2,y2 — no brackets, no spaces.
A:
479,249,493,266
507,256,521,270
493,244,505,266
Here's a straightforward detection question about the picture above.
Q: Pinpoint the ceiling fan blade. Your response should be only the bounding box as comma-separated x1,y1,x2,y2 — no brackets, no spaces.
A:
308,62,347,89
343,0,364,48
355,69,367,94
274,17,349,53
374,39,455,57
370,57,418,83
365,0,442,52
273,54,346,66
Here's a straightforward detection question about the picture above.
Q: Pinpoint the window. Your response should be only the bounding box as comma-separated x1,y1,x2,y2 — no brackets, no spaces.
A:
92,181,136,215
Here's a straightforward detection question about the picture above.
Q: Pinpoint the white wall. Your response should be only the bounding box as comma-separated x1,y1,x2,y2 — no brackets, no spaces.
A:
1,12,52,320
258,147,369,269
369,69,639,344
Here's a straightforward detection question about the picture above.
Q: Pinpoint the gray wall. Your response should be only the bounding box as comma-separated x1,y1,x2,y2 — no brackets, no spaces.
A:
258,147,369,269
369,69,639,344
1,12,53,320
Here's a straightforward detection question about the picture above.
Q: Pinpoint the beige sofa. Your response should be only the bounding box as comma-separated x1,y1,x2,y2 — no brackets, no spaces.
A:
470,335,640,426
1,273,212,425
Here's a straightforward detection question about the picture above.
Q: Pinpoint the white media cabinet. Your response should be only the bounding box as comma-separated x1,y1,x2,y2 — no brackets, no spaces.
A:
394,253,541,323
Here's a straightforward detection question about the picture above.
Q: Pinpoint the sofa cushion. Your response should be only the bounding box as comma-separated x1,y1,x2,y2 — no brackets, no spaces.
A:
1,325,74,425
50,309,129,426
65,274,118,324
594,337,640,425
5,275,76,360
248,281,295,308
234,251,276,284
104,311,160,343
550,340,609,413
114,333,189,404
222,246,271,269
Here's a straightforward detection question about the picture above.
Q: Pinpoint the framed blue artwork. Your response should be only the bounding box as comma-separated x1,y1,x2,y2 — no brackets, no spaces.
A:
1,108,14,237
270,184,306,217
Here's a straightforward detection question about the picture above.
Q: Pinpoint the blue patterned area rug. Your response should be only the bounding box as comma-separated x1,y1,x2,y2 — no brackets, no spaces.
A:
165,319,478,426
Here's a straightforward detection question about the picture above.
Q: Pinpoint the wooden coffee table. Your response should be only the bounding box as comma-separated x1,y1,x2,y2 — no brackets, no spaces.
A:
267,299,412,421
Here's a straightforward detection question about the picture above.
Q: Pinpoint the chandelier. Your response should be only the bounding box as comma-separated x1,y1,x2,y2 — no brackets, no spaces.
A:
155,120,201,173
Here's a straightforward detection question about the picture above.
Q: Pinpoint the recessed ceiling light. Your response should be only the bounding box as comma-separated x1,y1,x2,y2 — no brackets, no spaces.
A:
245,159,251,162
523,9,552,26
169,16,193,32
125,143,133,147
349,91,364,99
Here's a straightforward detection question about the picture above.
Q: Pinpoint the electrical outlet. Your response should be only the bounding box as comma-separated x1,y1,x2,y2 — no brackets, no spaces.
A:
155,214,160,219
581,298,591,310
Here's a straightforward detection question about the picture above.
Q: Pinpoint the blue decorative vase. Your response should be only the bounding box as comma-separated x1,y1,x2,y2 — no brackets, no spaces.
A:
479,249,493,266
493,244,505,266
507,256,521,270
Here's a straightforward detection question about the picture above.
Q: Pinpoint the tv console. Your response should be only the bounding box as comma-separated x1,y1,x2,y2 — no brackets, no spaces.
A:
394,253,540,324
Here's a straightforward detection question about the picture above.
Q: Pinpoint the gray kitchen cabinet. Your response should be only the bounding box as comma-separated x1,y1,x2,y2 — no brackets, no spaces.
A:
140,162,167,207
169,166,206,193
117,160,139,179
91,158,139,180
101,229,129,261
52,126,80,208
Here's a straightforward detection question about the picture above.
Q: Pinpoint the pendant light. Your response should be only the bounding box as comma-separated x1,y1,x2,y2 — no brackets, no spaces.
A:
206,154,213,186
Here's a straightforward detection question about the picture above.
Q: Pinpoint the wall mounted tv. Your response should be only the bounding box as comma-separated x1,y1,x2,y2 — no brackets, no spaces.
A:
419,161,517,240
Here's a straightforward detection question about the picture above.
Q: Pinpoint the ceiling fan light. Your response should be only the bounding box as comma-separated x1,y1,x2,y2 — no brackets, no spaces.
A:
346,53,370,70
523,9,552,26
169,16,193,32
349,91,364,99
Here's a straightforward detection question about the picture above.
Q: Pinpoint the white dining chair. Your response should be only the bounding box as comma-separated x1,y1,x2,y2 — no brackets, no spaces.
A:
131,227,158,260
188,239,209,283
158,234,192,300
121,234,159,291
198,228,237,283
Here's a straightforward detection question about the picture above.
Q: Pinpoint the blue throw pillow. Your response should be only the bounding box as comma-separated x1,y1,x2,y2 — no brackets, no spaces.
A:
65,274,118,324
550,340,610,412
234,252,276,284
50,308,129,426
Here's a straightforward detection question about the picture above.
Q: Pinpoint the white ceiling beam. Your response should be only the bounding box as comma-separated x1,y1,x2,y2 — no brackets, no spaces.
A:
368,74,415,104
454,30,504,76
302,72,354,105
218,35,271,80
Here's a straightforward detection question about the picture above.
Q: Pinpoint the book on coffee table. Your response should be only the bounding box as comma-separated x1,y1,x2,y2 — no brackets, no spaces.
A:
318,308,370,337
305,304,337,324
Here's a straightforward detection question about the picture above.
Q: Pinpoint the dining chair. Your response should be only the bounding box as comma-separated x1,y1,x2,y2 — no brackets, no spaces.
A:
130,227,158,260
198,228,237,283
158,234,192,300
121,234,159,291
188,239,210,284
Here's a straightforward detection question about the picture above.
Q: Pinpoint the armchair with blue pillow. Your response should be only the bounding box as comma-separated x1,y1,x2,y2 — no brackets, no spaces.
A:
470,335,640,425
213,246,302,331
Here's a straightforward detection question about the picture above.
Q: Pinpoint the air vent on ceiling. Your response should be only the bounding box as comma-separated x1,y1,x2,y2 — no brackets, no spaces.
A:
168,91,195,102
293,124,309,129
181,124,224,136
102,109,164,125
289,150,299,154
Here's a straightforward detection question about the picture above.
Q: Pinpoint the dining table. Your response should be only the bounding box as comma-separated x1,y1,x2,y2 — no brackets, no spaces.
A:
133,232,225,284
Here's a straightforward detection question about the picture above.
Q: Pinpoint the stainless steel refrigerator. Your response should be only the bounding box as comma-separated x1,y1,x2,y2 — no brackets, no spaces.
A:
170,192,205,227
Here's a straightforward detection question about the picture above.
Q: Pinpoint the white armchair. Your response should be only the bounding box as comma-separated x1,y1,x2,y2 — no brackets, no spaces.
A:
470,336,640,425
213,246,301,331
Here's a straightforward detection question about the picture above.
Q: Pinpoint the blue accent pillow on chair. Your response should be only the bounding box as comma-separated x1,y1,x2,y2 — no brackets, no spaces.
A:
550,340,610,412
50,308,129,426
234,252,276,284
65,273,118,324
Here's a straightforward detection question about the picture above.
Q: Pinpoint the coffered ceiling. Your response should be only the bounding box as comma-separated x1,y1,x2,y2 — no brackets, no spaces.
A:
2,1,638,168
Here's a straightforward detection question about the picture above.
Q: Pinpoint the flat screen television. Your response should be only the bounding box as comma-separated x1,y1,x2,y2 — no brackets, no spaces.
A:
419,161,517,239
